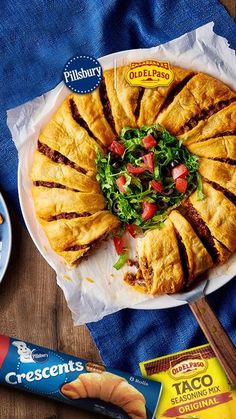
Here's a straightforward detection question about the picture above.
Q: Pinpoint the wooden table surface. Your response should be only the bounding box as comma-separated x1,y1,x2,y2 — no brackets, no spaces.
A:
0,1,235,418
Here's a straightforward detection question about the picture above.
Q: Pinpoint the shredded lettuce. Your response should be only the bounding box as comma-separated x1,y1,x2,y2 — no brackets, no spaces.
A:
96,125,200,229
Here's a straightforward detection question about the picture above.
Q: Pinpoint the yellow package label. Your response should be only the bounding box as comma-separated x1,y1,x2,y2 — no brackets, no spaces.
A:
125,60,174,88
140,344,236,418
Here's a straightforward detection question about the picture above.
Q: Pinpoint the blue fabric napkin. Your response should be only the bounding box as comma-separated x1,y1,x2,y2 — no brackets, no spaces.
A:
1,0,236,375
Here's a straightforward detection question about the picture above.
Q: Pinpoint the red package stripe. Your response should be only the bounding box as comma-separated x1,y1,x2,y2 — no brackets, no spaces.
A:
144,346,215,375
163,392,233,417
0,335,10,369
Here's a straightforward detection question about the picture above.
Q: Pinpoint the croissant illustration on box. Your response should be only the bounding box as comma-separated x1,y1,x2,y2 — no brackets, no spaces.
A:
61,371,147,419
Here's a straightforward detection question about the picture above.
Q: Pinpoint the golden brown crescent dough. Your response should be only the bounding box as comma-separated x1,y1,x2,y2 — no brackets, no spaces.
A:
189,182,236,252
41,211,120,253
213,239,231,265
136,219,184,295
32,186,106,220
58,248,90,265
138,66,194,126
71,91,116,147
31,87,121,265
31,63,236,288
158,73,236,135
169,210,213,284
187,136,236,159
31,151,101,192
61,372,147,419
104,66,141,134
179,102,236,145
39,97,99,174
198,158,236,195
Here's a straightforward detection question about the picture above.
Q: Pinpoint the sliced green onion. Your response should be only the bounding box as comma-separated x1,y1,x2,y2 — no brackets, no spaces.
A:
113,252,128,270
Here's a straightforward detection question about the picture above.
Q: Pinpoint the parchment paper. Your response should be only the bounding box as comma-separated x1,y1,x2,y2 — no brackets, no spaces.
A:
7,22,236,325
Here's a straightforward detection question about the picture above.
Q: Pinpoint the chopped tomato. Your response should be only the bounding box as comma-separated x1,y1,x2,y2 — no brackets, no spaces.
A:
116,176,126,193
172,163,189,180
175,178,188,193
150,180,163,193
126,224,138,238
143,152,154,173
127,163,146,175
142,134,157,149
142,202,158,221
113,236,126,255
108,140,125,156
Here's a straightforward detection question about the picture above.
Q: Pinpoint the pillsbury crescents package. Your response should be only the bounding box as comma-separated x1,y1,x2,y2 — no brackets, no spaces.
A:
0,335,162,418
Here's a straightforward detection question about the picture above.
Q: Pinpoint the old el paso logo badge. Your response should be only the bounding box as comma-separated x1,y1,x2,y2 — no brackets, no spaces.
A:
125,60,174,88
169,357,208,380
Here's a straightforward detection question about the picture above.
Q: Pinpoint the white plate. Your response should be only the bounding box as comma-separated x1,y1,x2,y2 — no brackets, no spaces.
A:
18,151,236,311
16,30,236,315
18,113,236,312
0,193,12,283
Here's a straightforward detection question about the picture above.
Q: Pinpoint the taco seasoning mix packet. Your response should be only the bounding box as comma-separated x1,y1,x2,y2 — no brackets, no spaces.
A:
140,344,236,418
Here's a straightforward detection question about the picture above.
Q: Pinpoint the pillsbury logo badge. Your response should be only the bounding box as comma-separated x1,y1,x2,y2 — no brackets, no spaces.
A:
63,55,102,94
31,350,49,363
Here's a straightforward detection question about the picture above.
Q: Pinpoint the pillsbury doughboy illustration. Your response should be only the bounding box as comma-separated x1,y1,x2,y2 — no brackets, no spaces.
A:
12,341,35,364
